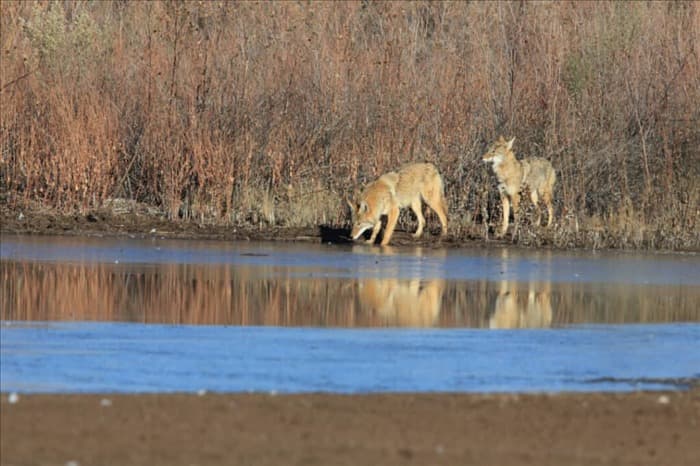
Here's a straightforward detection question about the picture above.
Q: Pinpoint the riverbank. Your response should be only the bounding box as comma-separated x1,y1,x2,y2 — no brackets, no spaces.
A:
2,390,699,466
2,201,698,252
0,200,524,250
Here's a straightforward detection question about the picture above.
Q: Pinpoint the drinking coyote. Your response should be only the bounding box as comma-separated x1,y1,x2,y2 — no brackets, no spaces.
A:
482,136,556,236
348,163,448,246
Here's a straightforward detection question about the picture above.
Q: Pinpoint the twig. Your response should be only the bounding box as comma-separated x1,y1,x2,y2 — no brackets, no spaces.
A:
0,69,36,94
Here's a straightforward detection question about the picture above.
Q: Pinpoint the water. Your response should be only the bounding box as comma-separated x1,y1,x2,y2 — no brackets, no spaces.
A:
1,234,699,394
2,322,698,393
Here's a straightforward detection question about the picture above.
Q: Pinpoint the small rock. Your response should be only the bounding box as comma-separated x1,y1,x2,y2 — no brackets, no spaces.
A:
197,389,207,396
657,395,670,405
8,392,19,404
100,398,112,407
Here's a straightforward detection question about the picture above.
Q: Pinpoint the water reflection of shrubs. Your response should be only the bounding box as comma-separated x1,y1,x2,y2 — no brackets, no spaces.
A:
1,261,698,328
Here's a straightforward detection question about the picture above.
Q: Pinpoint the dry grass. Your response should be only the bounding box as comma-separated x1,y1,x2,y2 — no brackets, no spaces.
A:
1,1,698,250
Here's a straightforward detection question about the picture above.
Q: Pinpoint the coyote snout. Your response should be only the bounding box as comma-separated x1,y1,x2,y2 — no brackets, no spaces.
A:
483,136,556,236
348,163,448,246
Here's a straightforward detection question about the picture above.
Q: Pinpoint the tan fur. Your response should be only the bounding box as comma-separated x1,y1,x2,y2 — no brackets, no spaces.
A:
482,136,556,236
358,278,444,327
488,281,553,329
348,163,448,246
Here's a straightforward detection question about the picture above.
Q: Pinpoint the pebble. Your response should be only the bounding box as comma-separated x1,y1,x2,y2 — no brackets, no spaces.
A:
8,392,19,404
657,395,670,405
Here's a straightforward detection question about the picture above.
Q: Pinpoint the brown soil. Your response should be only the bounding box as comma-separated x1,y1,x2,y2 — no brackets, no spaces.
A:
0,201,510,249
2,390,700,466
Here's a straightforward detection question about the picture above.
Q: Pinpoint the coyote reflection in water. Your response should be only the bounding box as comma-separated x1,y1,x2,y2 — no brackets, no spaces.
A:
488,281,553,329
357,278,445,328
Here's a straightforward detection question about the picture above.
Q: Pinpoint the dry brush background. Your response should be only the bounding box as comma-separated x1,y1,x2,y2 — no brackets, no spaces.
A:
1,1,698,249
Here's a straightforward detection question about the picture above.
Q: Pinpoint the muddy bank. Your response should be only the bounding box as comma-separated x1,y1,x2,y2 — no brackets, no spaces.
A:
2,202,698,252
0,201,489,249
2,390,699,466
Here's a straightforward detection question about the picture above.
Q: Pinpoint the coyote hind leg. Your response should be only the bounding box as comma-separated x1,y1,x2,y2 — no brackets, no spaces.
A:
543,190,554,227
424,190,448,236
530,190,542,226
410,198,426,238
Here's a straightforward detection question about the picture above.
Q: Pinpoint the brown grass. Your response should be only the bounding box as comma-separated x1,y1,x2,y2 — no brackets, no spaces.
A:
1,1,698,250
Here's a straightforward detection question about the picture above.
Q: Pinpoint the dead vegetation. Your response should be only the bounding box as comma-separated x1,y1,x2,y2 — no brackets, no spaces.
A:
1,2,698,250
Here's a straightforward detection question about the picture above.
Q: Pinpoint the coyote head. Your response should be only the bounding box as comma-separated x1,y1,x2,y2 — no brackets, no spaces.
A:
347,199,377,240
483,136,515,166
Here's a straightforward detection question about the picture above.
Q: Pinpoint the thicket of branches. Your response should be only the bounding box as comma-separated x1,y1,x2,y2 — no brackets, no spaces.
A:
1,1,698,249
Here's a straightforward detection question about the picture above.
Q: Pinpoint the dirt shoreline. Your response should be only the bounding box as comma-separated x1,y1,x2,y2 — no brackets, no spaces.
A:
2,202,699,253
0,202,476,248
2,390,699,466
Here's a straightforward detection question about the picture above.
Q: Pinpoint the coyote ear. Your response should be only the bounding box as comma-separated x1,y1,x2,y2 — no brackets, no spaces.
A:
506,137,515,150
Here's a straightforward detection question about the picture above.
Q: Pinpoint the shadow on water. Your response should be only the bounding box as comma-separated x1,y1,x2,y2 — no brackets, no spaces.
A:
318,225,353,244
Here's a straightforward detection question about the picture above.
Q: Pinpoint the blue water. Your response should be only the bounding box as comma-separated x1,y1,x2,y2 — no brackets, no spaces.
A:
1,234,698,284
2,321,698,394
2,234,699,394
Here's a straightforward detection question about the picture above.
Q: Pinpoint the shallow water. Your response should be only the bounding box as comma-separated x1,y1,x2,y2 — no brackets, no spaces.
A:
2,322,698,393
1,234,699,393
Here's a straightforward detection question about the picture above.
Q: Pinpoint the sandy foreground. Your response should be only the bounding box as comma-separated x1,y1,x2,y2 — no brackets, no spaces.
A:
2,390,699,466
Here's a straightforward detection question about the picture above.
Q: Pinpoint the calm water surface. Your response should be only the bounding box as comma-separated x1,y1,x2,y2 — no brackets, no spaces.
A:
1,234,698,393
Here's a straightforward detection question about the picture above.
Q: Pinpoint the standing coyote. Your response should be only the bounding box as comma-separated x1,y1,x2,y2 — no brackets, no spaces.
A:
482,136,556,236
348,163,448,246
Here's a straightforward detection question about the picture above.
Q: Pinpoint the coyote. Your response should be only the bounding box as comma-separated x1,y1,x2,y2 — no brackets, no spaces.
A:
482,136,556,236
348,163,448,246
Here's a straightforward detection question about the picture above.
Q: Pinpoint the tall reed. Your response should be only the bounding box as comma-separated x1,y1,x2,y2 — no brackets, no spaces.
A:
1,2,698,249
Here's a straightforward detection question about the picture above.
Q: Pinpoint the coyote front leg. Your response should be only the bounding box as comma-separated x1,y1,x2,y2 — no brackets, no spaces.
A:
381,205,401,246
368,221,383,244
498,186,511,237
510,191,521,237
